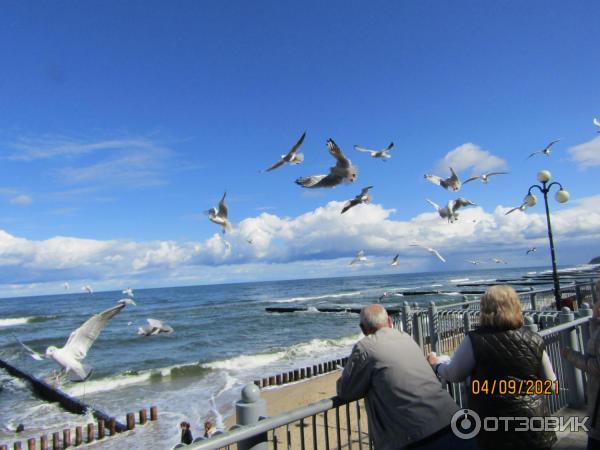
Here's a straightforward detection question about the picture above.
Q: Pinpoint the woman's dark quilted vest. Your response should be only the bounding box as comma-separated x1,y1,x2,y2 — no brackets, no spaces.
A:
468,327,557,450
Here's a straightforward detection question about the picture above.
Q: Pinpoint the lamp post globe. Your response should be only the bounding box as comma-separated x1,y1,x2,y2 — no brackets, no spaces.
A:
555,189,570,204
537,170,551,183
524,193,537,207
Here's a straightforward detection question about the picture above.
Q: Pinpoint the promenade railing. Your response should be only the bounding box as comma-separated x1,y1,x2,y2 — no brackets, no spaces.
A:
185,288,596,450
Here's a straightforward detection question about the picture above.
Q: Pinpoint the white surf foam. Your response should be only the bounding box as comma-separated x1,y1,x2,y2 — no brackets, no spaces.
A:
273,291,361,303
0,317,30,327
449,278,469,283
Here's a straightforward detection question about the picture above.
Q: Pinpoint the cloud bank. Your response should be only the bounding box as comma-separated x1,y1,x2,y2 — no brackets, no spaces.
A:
436,143,508,175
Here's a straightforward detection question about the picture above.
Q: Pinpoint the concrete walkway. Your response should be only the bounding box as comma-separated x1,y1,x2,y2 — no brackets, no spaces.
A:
553,408,588,450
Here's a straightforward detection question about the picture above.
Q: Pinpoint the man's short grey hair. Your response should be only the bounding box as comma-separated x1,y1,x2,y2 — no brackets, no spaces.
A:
360,304,389,330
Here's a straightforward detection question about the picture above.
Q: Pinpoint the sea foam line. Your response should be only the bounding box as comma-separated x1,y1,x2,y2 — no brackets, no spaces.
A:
273,291,361,303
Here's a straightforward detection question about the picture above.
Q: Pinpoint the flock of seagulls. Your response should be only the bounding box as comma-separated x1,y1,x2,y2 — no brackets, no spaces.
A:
526,139,561,159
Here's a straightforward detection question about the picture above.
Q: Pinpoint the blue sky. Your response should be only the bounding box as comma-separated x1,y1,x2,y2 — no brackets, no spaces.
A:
1,1,599,297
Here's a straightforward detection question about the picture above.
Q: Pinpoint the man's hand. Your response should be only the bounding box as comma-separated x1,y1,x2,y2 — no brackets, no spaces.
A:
426,352,439,365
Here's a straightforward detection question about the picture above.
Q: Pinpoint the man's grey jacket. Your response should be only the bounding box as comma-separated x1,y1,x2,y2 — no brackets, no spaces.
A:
337,327,459,450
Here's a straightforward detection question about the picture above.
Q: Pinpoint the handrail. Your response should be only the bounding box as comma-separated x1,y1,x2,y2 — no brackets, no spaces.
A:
538,316,591,337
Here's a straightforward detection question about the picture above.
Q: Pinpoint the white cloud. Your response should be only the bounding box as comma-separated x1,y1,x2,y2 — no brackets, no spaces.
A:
436,143,508,175
0,195,599,297
568,136,600,169
9,194,33,205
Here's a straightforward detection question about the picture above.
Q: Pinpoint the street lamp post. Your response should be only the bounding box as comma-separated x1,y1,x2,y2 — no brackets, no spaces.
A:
526,170,570,310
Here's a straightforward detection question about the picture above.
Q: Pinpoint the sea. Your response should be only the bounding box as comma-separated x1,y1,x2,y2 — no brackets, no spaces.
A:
0,266,561,449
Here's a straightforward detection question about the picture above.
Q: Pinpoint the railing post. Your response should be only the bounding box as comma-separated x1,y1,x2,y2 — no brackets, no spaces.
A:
523,316,538,333
463,311,471,334
592,279,598,304
401,302,410,335
412,311,424,349
578,302,593,319
559,307,585,408
529,291,538,311
236,384,268,450
428,301,439,353
575,285,583,308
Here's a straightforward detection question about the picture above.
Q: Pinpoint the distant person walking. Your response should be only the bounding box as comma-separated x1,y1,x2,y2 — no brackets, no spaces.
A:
337,304,474,450
180,421,193,445
562,279,600,450
428,285,557,450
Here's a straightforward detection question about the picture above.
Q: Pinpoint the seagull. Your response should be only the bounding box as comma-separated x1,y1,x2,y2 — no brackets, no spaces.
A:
349,250,368,265
424,167,461,192
295,139,358,188
13,335,45,361
262,132,306,172
137,318,174,336
594,118,600,133
527,140,560,159
341,186,373,214
526,247,537,255
505,202,529,215
410,244,446,262
492,258,508,264
427,198,476,223
82,285,93,294
17,301,131,381
122,287,134,298
378,291,390,302
246,238,253,245
463,172,509,184
353,142,394,160
390,254,400,266
206,191,231,234
63,282,70,291
118,298,136,306
465,259,481,265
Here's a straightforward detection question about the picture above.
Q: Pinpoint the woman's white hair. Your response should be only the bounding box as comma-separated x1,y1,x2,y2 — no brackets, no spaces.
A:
360,304,389,331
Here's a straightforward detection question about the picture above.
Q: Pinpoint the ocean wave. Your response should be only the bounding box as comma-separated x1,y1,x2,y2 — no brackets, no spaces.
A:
449,278,469,283
429,284,443,288
0,315,55,328
272,291,361,303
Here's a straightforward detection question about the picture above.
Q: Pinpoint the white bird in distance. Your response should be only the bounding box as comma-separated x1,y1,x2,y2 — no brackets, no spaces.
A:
349,250,368,265
122,287,134,297
594,118,600,133
353,142,394,160
466,260,481,265
390,254,400,266
341,186,373,214
262,131,306,172
505,202,529,215
137,318,174,336
296,139,358,188
492,257,508,264
63,282,70,291
206,192,231,234
424,167,461,192
427,198,475,223
410,244,446,262
14,300,133,381
527,140,560,159
463,172,509,184
82,285,93,294
526,247,537,255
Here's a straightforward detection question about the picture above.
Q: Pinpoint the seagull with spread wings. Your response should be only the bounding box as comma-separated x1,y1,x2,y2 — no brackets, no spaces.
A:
526,247,537,255
463,172,509,184
206,192,231,234
353,142,394,160
349,250,368,265
492,257,508,264
424,167,461,192
122,287,134,297
410,244,446,262
15,300,132,381
466,259,481,265
390,254,400,266
137,318,174,336
262,132,306,172
527,140,560,159
82,285,93,294
505,202,529,215
341,186,373,214
427,198,475,223
296,139,358,188
594,118,600,133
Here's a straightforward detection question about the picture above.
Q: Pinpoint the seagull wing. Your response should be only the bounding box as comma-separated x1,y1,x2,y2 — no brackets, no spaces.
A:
217,192,228,218
594,118,600,128
147,318,173,333
354,145,376,155
486,172,509,178
463,176,481,184
360,186,373,195
341,199,359,214
383,142,394,152
264,158,286,172
287,131,306,156
424,175,443,186
13,335,45,360
527,151,539,159
296,174,339,188
63,303,126,361
432,249,446,262
546,139,560,150
426,199,440,211
328,139,351,169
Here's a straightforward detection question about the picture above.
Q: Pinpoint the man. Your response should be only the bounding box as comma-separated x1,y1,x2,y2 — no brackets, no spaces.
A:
337,304,473,450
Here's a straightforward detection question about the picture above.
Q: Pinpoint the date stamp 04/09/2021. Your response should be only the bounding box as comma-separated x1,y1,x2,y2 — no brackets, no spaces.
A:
470,379,560,396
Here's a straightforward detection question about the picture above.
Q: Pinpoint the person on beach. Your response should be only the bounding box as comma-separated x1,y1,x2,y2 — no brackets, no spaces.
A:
561,279,600,450
427,285,557,450
337,304,474,450
204,396,225,438
180,421,193,445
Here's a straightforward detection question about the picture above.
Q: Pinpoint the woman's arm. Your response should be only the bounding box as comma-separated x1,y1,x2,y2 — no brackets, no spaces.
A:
428,336,475,382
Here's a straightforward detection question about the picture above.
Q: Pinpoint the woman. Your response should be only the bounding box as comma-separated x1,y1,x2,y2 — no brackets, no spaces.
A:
180,421,193,445
427,285,556,450
561,279,600,450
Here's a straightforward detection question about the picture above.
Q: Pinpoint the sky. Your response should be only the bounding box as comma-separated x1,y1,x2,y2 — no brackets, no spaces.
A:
0,1,599,297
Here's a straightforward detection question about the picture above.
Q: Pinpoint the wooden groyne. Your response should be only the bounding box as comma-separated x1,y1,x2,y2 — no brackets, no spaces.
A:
253,357,349,389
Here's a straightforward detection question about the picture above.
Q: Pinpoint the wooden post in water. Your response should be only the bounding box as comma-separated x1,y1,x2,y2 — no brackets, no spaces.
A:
139,409,148,425
86,424,94,443
126,413,135,430
0,445,7,450
275,374,282,385
282,372,289,383
27,438,36,450
12,442,22,450
40,435,48,450
75,427,82,446
306,366,312,378
300,368,305,379
98,419,105,439
108,419,116,436
51,432,59,450
62,429,70,448
150,406,158,421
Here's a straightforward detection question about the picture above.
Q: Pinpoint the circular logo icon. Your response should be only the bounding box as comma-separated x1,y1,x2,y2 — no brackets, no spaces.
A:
451,408,481,439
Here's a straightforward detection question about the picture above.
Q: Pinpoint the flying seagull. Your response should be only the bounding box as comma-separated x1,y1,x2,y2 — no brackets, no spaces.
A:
137,318,174,336
341,186,373,214
206,191,231,234
390,254,400,266
465,259,481,265
353,142,394,160
427,198,476,223
296,139,358,188
505,202,529,215
463,172,509,184
16,300,132,381
527,140,560,159
13,335,45,361
424,167,461,192
349,250,368,265
122,287,134,298
492,258,508,264
594,118,600,133
63,282,70,291
262,132,306,172
82,285,93,294
526,247,537,255
410,244,446,262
